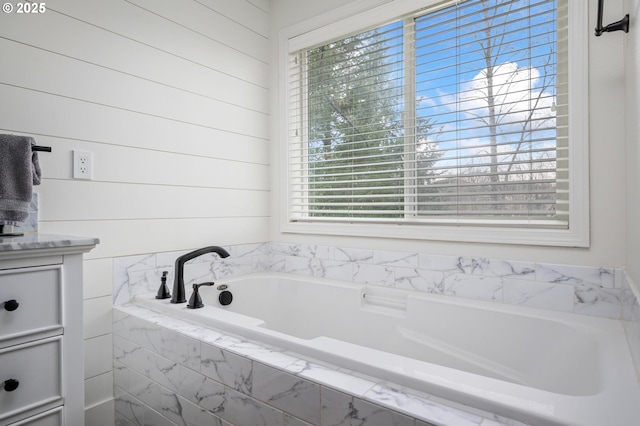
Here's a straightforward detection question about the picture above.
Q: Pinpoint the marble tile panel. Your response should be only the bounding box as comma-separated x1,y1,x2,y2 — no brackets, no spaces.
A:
364,385,483,426
116,328,181,392
201,344,253,394
353,263,394,286
114,390,145,426
221,387,285,426
177,365,225,414
284,360,376,397
183,261,216,287
456,257,490,276
203,331,246,349
614,268,625,289
373,250,418,268
285,255,315,276
160,328,201,371
418,254,464,274
573,286,622,319
321,386,413,426
481,416,530,426
114,335,147,373
127,316,164,353
253,254,272,273
270,254,288,272
161,393,224,426
225,255,266,278
223,340,299,369
114,362,147,397
253,362,321,425
176,322,226,345
153,386,185,423
314,259,354,281
113,254,156,305
113,309,130,339
142,350,181,394
285,414,315,426
298,244,334,260
479,420,511,426
502,278,574,312
335,247,374,263
143,407,179,426
535,263,615,288
115,412,136,426
127,377,164,416
443,274,502,302
114,363,128,392
271,242,301,257
622,287,637,322
394,267,445,293
484,259,536,280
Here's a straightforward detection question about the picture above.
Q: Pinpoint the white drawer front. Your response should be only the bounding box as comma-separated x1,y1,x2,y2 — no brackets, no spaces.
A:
0,338,62,423
0,267,62,343
9,407,62,426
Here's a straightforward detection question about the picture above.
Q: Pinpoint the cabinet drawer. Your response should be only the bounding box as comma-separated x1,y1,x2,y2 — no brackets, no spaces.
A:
0,338,62,424
9,407,62,426
0,267,62,344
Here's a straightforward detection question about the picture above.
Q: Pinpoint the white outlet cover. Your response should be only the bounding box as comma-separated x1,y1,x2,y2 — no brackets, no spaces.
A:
73,150,93,180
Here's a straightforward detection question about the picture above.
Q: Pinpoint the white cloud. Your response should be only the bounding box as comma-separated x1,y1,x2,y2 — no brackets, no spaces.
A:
458,62,556,132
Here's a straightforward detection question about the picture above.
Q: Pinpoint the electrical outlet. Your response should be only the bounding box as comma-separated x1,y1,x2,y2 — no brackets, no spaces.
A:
73,150,93,180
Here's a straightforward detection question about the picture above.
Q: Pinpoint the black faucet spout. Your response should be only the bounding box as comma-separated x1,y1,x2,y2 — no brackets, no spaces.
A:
171,246,230,304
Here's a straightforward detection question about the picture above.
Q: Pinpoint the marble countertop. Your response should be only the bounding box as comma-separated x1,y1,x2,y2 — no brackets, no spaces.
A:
0,233,99,252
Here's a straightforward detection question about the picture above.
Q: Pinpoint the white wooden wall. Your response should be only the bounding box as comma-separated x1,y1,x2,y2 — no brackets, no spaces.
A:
0,0,270,423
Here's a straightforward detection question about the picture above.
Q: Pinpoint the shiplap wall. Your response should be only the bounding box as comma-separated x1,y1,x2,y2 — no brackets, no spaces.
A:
625,0,640,291
0,0,270,423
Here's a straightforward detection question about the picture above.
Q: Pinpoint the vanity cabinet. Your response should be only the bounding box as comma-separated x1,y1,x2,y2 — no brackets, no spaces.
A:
0,236,98,426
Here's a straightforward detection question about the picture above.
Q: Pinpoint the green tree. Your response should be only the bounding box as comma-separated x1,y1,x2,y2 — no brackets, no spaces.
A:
306,23,440,218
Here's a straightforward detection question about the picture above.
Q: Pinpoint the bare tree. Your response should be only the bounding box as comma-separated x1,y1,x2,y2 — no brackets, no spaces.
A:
455,0,558,214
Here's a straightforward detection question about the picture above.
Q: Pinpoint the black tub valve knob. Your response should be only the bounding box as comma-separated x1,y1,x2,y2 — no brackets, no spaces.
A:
187,282,215,309
156,271,171,300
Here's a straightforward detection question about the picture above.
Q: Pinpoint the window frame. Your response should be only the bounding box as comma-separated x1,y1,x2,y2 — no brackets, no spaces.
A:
278,0,589,247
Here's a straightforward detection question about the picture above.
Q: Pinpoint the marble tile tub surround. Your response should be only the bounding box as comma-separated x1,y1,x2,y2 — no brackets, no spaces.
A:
113,244,640,425
114,242,633,320
113,243,270,306
113,304,526,426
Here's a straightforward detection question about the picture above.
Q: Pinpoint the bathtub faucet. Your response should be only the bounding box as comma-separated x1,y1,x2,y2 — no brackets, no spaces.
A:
171,246,230,304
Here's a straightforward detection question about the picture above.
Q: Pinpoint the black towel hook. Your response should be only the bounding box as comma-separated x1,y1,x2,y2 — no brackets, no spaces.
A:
595,0,630,36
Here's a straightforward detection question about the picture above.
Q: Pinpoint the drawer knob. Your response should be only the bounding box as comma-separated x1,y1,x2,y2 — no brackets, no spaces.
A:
3,379,19,392
3,299,19,312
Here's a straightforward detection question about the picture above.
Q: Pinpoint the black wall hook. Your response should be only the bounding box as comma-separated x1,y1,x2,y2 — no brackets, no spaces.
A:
595,0,630,36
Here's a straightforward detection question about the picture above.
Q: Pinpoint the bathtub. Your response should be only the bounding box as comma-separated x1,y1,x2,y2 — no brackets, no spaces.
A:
134,272,640,426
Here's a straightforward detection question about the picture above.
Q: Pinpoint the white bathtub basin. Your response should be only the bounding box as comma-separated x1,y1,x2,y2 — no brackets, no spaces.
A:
134,273,640,426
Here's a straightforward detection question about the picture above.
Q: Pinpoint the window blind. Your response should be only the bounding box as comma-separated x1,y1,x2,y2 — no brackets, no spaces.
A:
287,0,568,228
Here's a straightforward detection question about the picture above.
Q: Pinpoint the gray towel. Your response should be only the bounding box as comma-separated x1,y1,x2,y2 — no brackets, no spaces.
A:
0,134,42,226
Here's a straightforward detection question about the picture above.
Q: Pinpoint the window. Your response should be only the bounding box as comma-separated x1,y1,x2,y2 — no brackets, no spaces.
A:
282,0,588,246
